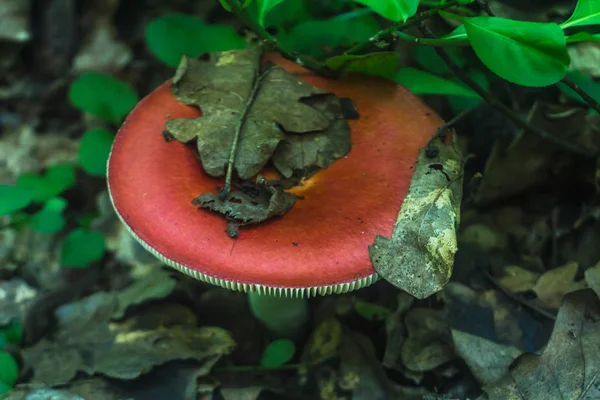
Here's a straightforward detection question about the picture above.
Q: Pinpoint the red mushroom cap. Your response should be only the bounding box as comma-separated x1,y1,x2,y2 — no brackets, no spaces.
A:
107,55,444,297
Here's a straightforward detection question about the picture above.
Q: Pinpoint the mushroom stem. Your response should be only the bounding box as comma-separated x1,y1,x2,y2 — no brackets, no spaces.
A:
247,292,309,339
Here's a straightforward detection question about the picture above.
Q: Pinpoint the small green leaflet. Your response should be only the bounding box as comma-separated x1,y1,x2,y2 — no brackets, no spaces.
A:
394,68,479,98
260,339,296,367
16,164,75,204
60,228,106,268
79,128,115,177
69,73,138,123
30,197,67,234
0,351,18,389
145,14,245,67
219,0,253,11
464,17,569,87
352,0,420,22
0,185,34,216
562,0,600,28
257,0,286,25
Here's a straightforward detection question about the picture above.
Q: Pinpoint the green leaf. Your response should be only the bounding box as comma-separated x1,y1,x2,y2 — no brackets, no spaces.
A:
558,70,600,107
444,24,467,41
354,300,392,321
78,128,115,177
145,14,245,68
16,164,75,204
0,320,23,347
260,339,296,367
394,67,480,97
414,45,467,75
562,0,600,28
0,351,18,387
220,0,233,11
69,73,138,123
0,185,34,216
464,16,569,87
0,381,12,396
326,52,400,79
352,0,420,22
277,15,380,59
257,0,286,25
566,31,600,43
60,228,106,268
29,197,67,234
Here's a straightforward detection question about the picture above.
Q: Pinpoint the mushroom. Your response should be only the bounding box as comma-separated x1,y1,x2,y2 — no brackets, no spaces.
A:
107,54,444,338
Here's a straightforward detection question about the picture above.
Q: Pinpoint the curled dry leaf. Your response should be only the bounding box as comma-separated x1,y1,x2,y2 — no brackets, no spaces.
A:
369,136,463,299
482,289,600,400
194,175,296,229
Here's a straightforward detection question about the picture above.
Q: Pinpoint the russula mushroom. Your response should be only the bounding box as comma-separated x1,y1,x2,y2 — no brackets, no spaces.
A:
107,53,444,337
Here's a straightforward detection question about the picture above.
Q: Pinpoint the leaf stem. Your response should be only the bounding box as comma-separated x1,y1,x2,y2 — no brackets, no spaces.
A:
417,22,595,157
343,0,465,56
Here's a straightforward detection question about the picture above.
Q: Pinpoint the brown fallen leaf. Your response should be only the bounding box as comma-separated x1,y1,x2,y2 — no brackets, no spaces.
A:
22,291,235,384
383,292,414,373
113,267,178,319
584,261,600,298
498,265,540,293
532,262,586,310
401,307,454,372
166,47,350,180
452,329,521,386
369,135,464,299
481,289,600,400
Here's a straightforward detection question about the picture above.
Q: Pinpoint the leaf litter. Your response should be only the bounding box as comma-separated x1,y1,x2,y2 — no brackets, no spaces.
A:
165,47,351,230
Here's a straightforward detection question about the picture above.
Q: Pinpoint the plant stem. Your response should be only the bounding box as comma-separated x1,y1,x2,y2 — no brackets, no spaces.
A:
417,22,595,157
560,77,600,115
396,31,469,47
223,0,332,76
344,0,465,56
213,356,330,373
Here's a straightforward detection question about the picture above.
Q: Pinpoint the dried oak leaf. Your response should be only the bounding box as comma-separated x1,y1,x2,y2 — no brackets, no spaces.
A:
22,291,235,384
481,289,600,400
369,136,464,299
166,47,351,180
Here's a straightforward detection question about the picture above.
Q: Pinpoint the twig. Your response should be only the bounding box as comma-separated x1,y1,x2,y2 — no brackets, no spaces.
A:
477,0,600,115
483,269,556,321
224,0,332,76
344,0,465,56
560,77,600,115
213,356,331,373
477,0,496,17
221,66,273,198
416,22,596,157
